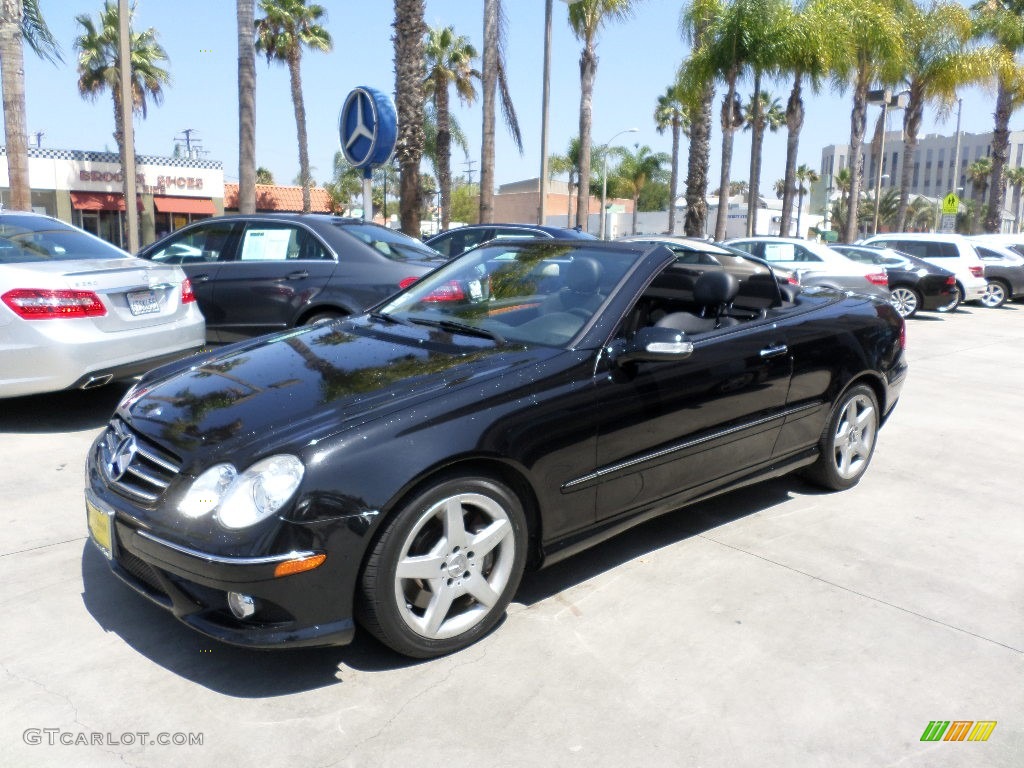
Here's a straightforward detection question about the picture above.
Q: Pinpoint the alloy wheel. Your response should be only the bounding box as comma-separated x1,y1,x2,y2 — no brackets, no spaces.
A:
831,394,877,481
889,287,919,319
981,281,1007,309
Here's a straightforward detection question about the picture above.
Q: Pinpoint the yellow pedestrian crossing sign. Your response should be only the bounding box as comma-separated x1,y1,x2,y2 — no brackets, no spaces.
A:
942,193,960,215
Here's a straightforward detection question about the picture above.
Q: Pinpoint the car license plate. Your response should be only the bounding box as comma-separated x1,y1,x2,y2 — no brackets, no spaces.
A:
86,496,115,559
127,290,160,316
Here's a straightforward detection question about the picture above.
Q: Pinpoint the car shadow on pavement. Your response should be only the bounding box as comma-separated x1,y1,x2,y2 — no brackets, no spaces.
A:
1,384,131,433
516,478,796,606
79,477,800,694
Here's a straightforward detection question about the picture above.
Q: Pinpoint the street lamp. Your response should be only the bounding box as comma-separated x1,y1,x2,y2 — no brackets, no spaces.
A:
539,0,584,225
599,127,638,239
867,89,908,236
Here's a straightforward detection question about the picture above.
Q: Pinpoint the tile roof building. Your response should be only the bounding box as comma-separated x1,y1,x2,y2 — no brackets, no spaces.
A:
223,183,334,213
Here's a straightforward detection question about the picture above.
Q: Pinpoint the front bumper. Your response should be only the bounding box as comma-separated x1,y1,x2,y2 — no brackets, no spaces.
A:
85,457,367,649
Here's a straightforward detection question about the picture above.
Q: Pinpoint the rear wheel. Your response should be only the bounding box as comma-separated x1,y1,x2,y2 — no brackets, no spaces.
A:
981,279,1009,308
936,285,961,313
889,286,921,319
303,311,343,326
803,384,879,491
358,475,527,658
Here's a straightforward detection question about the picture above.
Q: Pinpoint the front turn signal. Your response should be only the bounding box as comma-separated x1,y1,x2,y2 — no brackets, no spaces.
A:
273,553,327,578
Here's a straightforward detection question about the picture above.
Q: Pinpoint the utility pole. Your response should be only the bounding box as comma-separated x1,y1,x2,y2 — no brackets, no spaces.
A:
175,128,201,158
463,158,477,186
538,0,553,225
950,97,963,193
33,131,43,148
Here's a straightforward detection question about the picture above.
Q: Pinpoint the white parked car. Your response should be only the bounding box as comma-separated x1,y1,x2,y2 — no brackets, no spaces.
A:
0,212,205,398
723,236,891,300
860,232,988,310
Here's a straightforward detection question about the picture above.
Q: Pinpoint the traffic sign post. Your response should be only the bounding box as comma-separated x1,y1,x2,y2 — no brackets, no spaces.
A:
339,87,397,221
939,192,960,234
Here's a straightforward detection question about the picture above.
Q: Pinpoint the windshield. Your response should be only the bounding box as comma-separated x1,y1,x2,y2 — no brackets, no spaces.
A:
380,242,640,347
335,221,444,262
0,218,128,263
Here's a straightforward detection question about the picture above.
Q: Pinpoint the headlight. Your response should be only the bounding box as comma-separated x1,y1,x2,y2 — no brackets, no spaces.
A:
176,455,304,529
178,463,236,518
217,455,305,530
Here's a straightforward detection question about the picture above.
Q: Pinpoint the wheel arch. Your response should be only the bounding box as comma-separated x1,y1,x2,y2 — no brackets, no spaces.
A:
294,304,353,326
838,371,887,424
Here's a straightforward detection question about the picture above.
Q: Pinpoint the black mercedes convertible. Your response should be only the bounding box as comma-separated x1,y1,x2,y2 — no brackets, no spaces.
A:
85,239,906,658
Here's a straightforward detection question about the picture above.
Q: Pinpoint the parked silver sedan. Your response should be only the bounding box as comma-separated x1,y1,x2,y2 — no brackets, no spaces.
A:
0,213,205,398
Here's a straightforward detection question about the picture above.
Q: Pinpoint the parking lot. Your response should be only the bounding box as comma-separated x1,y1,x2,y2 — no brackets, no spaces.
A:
1,303,1022,768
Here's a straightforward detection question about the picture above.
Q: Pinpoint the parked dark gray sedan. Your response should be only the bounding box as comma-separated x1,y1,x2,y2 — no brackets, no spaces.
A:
137,215,446,342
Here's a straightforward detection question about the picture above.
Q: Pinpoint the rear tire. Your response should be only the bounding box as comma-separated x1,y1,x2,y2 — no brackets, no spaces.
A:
803,384,880,491
357,474,527,658
981,279,1009,308
936,286,961,313
303,311,343,326
889,285,921,319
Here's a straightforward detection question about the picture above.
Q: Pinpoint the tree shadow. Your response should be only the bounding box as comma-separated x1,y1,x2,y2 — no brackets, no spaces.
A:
81,477,805,695
0,384,131,434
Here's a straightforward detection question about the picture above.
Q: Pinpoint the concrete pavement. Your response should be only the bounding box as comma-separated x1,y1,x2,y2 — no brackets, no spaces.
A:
1,304,1021,767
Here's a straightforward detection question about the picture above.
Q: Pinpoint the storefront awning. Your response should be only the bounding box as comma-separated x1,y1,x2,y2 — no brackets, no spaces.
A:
153,196,216,215
70,191,143,212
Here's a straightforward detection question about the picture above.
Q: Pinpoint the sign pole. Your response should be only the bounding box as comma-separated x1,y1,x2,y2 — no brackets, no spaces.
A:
362,168,373,222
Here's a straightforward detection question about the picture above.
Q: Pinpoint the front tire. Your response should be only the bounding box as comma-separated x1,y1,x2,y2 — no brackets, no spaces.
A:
889,285,921,319
358,475,527,658
803,384,880,491
981,279,1009,309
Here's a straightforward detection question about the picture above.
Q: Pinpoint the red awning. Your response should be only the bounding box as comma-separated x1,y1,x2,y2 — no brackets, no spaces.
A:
69,191,143,212
153,196,216,215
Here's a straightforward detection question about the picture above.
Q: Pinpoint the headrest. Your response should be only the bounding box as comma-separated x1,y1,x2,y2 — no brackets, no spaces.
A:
566,256,603,293
693,270,739,305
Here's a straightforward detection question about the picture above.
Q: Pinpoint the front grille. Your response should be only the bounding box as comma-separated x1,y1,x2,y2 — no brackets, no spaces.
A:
99,419,181,503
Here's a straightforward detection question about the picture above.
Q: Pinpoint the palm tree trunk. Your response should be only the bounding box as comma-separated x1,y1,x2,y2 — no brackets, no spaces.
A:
1013,183,1022,234
576,41,597,230
632,194,639,235
986,79,1012,233
746,71,763,237
480,0,497,223
237,0,256,215
567,176,574,225
796,188,804,236
112,88,129,245
286,50,311,213
0,0,30,211
667,115,679,234
714,72,738,241
844,65,870,243
779,72,803,238
684,79,713,238
395,0,426,234
436,82,452,231
896,84,924,233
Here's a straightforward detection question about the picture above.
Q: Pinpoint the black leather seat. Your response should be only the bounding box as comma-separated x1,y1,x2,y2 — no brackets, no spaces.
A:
540,256,604,315
655,270,740,334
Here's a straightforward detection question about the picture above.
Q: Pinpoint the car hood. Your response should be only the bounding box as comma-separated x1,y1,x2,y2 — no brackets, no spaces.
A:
118,317,552,469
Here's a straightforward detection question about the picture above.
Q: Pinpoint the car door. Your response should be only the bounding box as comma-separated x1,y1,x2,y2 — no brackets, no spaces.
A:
210,220,337,342
140,220,243,341
587,273,792,522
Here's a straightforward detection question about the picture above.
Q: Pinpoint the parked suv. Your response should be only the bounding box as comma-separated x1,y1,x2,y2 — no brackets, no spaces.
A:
860,232,988,310
970,236,1024,307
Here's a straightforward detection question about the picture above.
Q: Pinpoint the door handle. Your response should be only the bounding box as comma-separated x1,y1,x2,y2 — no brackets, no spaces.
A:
285,270,309,280
191,274,210,283
760,344,788,358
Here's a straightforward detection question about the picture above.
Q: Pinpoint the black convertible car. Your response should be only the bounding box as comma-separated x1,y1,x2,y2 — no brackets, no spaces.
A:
86,240,907,658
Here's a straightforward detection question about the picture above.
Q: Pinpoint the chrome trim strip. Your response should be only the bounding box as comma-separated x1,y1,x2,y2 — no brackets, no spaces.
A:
114,483,159,503
137,529,317,566
126,464,170,488
562,402,819,490
135,446,180,474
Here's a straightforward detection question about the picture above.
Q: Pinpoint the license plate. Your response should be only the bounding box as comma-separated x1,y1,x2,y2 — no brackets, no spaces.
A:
86,496,115,559
127,290,160,316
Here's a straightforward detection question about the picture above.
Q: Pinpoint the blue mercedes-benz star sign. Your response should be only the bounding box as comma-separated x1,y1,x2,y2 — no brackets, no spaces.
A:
339,87,397,169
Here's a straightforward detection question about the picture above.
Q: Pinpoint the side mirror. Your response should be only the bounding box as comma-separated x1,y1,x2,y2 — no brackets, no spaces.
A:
612,326,694,365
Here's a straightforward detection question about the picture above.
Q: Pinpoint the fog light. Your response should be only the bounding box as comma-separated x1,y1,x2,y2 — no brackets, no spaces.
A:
227,591,256,619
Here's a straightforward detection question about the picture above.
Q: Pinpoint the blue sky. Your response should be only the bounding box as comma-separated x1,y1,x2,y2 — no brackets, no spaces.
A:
22,0,1005,193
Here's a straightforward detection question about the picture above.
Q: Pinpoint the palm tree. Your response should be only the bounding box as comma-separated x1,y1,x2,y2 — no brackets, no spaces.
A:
907,194,936,231
255,166,274,184
973,0,1024,233
894,1,997,232
424,25,479,233
821,0,904,243
679,0,723,238
255,0,331,215
610,144,669,234
773,178,786,199
74,1,169,230
1005,165,1024,232
743,89,785,235
654,80,690,234
776,1,830,237
1,0,61,211
794,163,819,236
967,156,993,233
549,137,582,226
392,0,426,235
479,0,523,224
568,0,637,230
237,0,256,215
861,187,899,231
